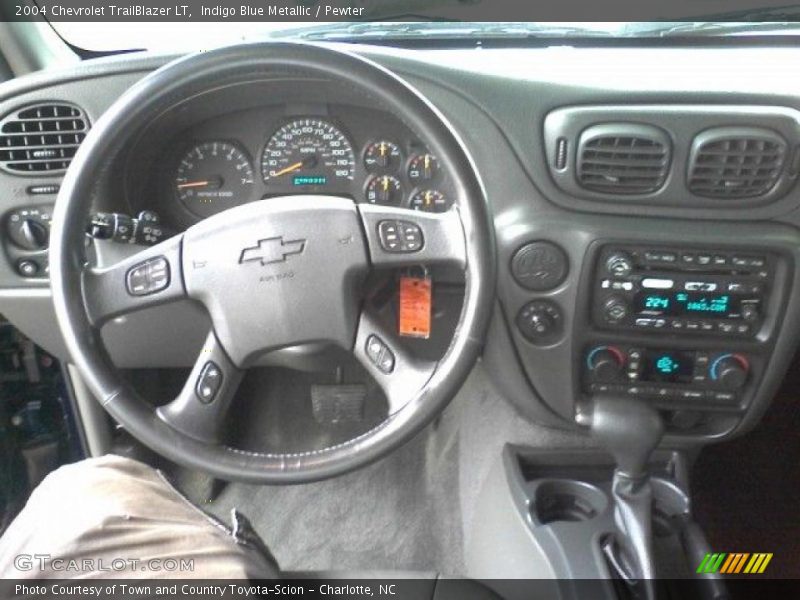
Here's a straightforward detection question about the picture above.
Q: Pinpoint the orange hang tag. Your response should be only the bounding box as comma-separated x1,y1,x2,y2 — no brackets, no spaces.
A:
399,275,432,339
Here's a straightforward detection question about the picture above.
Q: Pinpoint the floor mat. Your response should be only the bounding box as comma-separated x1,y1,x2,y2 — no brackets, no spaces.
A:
203,364,595,575
691,357,800,579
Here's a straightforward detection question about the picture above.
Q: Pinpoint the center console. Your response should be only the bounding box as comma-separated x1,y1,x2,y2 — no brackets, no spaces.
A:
579,242,790,419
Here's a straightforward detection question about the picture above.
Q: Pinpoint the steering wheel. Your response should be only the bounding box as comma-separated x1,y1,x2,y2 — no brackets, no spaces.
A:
50,43,495,483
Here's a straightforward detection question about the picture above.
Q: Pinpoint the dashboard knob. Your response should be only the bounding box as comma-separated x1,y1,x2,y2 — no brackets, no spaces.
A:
741,303,759,322
606,252,634,278
18,219,49,250
10,217,50,251
602,295,630,324
516,300,563,344
711,354,749,391
587,346,626,382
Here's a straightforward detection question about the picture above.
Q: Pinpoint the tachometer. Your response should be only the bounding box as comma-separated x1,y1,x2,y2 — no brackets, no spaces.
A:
174,141,254,218
261,119,356,186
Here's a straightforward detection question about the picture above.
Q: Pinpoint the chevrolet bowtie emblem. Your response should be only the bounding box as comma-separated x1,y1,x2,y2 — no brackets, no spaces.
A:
239,236,306,266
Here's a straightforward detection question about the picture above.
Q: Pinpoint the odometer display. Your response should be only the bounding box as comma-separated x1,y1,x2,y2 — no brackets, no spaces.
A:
261,119,355,185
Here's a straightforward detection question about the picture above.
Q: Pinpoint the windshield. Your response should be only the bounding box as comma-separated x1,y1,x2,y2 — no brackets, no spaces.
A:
51,20,800,53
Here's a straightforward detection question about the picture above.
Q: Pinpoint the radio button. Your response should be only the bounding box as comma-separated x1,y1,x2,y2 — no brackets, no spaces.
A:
736,324,750,334
718,322,735,334
697,254,712,265
686,321,700,331
642,277,674,289
713,255,728,266
635,318,653,328
681,253,696,265
700,321,715,332
670,319,685,330
685,281,717,292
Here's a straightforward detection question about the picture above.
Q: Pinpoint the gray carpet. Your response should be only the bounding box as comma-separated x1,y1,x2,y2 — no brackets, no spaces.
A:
205,362,591,575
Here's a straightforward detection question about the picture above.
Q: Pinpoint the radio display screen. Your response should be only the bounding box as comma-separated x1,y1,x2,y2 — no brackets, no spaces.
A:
635,292,741,319
642,350,695,383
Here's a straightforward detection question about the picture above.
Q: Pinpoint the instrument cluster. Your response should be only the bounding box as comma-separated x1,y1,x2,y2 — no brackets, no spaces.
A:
161,110,452,223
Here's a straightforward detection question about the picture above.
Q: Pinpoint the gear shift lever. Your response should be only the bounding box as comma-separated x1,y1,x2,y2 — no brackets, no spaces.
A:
590,396,664,598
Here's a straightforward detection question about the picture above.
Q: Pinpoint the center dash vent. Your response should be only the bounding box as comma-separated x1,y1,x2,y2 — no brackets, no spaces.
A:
0,103,89,174
688,127,788,199
576,123,671,195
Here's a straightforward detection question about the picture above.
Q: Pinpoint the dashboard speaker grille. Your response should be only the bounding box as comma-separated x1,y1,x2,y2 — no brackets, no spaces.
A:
576,124,671,195
0,103,89,174
688,127,787,199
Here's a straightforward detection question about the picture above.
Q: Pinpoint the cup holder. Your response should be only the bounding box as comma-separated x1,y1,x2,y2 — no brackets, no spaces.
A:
531,479,609,525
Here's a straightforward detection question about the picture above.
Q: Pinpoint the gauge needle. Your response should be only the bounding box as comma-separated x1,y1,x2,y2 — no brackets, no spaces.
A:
177,180,210,189
271,161,304,178
177,177,222,190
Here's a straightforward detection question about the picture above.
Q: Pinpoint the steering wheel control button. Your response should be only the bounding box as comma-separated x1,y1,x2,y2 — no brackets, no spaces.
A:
366,335,395,373
378,220,424,253
196,361,223,404
126,256,170,296
516,300,564,345
511,241,568,291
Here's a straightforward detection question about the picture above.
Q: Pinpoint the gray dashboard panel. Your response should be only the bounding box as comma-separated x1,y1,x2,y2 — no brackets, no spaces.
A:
2,43,800,443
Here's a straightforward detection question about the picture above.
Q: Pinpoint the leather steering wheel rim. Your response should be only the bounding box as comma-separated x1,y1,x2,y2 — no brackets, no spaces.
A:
50,42,495,484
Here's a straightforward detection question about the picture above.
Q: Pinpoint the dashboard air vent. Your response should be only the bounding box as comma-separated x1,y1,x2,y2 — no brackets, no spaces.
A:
576,124,671,195
0,103,89,174
688,127,788,199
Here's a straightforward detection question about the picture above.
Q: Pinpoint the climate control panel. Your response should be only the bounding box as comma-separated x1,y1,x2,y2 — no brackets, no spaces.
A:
583,344,751,408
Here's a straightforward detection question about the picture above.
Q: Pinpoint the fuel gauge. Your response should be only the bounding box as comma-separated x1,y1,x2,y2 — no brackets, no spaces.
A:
365,175,403,205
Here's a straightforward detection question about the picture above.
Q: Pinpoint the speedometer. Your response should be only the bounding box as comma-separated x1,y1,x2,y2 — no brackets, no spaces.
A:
261,119,356,186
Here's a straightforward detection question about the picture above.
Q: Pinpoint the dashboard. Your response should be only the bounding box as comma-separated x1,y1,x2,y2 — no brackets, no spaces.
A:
2,43,800,446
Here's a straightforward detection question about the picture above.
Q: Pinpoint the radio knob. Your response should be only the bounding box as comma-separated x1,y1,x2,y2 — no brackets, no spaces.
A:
602,295,630,323
741,303,759,322
587,346,626,382
606,252,634,278
711,354,749,391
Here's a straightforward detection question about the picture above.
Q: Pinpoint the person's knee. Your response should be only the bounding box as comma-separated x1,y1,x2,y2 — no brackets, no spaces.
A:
31,455,165,522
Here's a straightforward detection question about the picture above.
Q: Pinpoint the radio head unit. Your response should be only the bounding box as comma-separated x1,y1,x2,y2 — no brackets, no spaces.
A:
591,245,773,337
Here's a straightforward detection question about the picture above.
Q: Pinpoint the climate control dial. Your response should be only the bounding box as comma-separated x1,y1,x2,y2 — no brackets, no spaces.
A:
586,345,626,382
710,353,749,391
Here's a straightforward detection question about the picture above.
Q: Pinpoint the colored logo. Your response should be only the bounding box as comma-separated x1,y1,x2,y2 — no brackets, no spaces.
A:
240,236,306,266
697,552,772,575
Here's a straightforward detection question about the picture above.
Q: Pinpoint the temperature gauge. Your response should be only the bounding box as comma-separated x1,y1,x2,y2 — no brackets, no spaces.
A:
408,153,439,182
409,189,448,212
364,140,402,172
365,175,403,205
